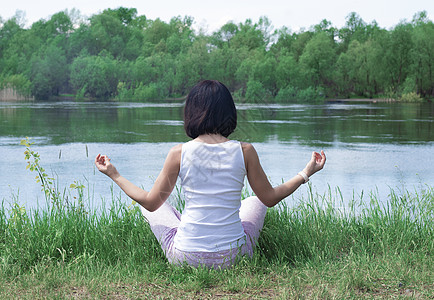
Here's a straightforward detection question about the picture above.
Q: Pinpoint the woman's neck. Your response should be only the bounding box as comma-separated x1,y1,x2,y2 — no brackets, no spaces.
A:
194,134,229,144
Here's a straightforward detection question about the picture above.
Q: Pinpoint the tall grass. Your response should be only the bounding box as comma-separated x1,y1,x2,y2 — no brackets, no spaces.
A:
259,185,433,263
1,184,432,273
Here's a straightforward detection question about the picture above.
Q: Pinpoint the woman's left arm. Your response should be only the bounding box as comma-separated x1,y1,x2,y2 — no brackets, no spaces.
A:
95,144,181,212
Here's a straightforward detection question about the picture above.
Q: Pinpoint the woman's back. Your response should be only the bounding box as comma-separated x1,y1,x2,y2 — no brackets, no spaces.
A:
174,140,247,252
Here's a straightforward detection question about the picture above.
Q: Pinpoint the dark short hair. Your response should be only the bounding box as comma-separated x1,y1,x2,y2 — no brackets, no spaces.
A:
184,80,237,139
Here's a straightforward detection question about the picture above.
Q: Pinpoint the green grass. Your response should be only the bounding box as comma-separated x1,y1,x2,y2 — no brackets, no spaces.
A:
0,183,432,299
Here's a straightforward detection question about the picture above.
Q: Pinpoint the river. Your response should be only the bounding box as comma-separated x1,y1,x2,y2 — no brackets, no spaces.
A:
1,100,433,211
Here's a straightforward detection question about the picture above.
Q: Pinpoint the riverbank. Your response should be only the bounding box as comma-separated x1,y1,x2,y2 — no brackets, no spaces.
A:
327,97,395,103
2,91,430,104
1,185,432,299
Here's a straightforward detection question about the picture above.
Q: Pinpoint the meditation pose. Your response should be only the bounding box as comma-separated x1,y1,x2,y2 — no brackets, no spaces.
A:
95,80,326,268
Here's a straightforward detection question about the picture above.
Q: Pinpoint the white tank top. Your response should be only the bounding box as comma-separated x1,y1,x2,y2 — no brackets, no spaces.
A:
174,140,247,252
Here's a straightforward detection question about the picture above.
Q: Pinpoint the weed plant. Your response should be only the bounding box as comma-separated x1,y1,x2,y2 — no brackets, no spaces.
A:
0,139,432,298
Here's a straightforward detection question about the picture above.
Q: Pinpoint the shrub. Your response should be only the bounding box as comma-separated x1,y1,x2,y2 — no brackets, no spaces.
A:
134,83,159,101
245,79,270,102
275,85,298,102
296,86,325,102
399,92,424,103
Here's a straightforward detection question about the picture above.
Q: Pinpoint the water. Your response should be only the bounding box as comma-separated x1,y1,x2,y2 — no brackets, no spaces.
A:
1,100,433,210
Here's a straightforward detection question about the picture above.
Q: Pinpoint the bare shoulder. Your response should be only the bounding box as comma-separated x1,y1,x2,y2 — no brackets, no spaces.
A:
166,144,182,164
170,143,183,154
241,142,257,156
240,142,259,172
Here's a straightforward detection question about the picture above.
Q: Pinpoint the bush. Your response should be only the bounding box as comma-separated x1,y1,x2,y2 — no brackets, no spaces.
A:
245,79,270,102
115,82,134,101
134,83,159,101
275,85,298,102
296,86,325,102
399,92,424,103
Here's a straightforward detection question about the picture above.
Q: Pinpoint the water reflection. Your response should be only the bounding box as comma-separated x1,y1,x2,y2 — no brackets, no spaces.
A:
1,101,432,146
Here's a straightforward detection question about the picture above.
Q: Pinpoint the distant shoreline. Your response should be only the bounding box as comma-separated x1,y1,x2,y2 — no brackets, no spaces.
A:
0,94,412,104
326,98,395,103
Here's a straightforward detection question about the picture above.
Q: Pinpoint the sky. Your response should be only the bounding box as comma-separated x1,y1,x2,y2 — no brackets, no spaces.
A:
1,0,433,33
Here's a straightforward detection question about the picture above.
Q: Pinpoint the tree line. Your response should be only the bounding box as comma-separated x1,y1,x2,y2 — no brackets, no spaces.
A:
0,8,433,102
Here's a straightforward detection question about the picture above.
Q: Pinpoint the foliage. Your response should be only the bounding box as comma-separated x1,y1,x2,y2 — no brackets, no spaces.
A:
20,137,60,207
0,9,433,102
399,92,424,102
0,74,32,96
245,79,269,102
275,85,298,102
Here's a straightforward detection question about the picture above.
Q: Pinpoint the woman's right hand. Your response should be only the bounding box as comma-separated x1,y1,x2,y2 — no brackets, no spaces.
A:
302,150,326,177
95,154,119,179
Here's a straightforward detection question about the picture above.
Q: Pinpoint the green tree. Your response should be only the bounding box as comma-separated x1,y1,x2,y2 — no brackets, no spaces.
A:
299,32,336,92
0,14,25,73
230,17,270,50
275,50,302,90
382,23,413,91
86,10,133,58
271,26,293,53
143,18,171,46
290,31,314,61
410,12,434,97
211,22,238,48
70,54,118,99
30,44,68,99
245,79,269,101
338,12,367,52
312,19,337,41
344,40,374,96
174,38,210,95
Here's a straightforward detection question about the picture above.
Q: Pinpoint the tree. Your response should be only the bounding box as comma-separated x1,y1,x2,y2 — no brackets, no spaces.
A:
70,54,118,99
104,7,138,26
299,32,336,91
290,30,314,61
383,23,413,90
211,22,238,48
143,18,171,45
271,26,293,53
250,53,278,95
230,18,269,50
30,43,68,99
343,40,373,96
275,50,301,90
173,38,210,95
338,12,367,52
47,11,73,36
0,15,24,61
410,16,434,96
87,11,131,57
312,19,337,41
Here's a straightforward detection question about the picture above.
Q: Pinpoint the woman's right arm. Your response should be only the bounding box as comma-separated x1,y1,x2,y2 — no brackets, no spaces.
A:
95,144,181,212
242,143,326,207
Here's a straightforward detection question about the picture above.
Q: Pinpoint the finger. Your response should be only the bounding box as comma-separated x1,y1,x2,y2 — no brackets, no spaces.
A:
103,155,111,165
312,151,317,161
320,150,326,166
